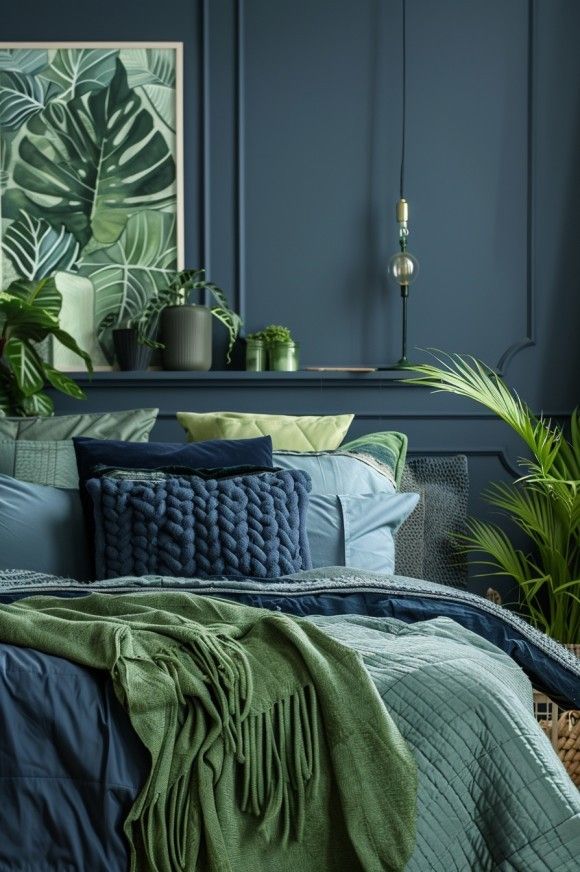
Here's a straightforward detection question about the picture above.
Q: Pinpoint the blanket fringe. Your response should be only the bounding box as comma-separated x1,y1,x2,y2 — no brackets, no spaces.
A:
240,684,319,845
149,631,319,860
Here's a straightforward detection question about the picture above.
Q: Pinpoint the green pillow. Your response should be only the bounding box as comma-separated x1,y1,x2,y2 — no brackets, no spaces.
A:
176,411,354,452
0,408,158,488
341,431,408,488
0,408,158,441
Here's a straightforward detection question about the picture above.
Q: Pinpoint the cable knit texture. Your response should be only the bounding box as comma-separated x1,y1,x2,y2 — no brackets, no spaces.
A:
86,467,312,580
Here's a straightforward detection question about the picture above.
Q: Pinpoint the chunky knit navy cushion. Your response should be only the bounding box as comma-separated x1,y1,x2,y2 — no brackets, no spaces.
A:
86,466,312,580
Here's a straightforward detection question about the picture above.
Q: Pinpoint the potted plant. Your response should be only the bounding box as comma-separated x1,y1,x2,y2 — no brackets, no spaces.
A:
245,331,267,371
251,324,299,372
97,298,162,372
0,277,93,416
100,269,241,372
107,319,155,372
407,352,580,647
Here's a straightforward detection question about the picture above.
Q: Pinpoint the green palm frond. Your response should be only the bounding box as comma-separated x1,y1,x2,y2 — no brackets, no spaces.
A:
407,351,580,643
407,352,562,477
455,519,533,583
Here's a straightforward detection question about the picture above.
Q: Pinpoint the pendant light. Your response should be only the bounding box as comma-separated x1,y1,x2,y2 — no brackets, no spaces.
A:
387,0,419,367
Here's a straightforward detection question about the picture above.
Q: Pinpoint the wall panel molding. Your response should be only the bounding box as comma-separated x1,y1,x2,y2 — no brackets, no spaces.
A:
235,0,247,323
496,0,536,375
201,0,211,280
230,0,537,369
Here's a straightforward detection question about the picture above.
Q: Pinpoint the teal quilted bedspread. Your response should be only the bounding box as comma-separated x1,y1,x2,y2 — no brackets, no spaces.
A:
312,612,580,871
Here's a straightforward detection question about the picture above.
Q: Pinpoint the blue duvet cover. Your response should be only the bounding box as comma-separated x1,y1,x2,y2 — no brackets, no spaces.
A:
0,568,579,870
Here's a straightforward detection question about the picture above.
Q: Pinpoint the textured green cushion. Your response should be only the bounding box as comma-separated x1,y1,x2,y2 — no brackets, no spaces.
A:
341,430,408,487
177,411,354,451
0,409,158,488
0,409,158,441
0,441,79,489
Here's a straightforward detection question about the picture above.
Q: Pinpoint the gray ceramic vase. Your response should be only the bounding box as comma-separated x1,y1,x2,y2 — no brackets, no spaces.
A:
161,305,213,371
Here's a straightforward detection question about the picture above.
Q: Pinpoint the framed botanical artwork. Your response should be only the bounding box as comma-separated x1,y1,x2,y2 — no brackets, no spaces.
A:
0,42,184,368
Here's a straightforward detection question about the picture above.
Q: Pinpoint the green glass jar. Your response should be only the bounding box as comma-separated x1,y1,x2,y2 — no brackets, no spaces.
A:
268,341,299,372
245,337,267,371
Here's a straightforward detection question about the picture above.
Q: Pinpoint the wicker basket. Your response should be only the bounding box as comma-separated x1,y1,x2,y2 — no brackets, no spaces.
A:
538,710,580,787
534,644,580,788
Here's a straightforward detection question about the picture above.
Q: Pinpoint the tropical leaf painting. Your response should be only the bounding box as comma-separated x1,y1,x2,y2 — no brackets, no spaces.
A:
40,48,118,100
0,72,52,131
0,44,181,363
0,49,49,76
121,48,176,134
3,212,79,279
78,210,177,360
0,136,9,190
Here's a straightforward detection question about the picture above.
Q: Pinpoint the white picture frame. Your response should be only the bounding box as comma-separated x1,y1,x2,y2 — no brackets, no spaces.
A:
0,42,184,369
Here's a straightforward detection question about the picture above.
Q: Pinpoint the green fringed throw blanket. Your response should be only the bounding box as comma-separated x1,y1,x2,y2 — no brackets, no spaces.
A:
0,592,417,871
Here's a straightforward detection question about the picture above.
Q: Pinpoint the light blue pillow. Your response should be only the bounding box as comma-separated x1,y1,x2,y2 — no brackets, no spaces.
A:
0,474,90,579
307,492,419,573
274,450,396,496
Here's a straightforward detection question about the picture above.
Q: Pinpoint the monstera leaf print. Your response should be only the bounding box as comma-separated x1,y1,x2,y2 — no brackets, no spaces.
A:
77,210,177,360
40,48,118,100
2,212,80,280
4,59,175,247
121,48,176,132
0,72,51,131
0,49,48,75
0,137,9,190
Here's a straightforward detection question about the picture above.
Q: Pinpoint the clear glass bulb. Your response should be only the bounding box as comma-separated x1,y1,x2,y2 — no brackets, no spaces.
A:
388,251,419,285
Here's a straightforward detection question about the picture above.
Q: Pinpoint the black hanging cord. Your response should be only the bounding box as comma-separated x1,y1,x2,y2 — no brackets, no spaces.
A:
399,0,407,200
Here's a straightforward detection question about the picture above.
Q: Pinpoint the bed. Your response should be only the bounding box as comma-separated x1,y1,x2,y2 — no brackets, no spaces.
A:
0,568,579,870
0,414,579,869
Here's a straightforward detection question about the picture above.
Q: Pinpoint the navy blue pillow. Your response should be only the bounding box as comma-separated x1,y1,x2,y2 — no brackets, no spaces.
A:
73,434,273,485
86,466,312,580
74,435,273,576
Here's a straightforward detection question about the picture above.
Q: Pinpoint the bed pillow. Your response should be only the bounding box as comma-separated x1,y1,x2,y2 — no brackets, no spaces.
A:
86,466,312,580
0,408,159,488
273,448,397,494
341,431,408,488
176,411,354,451
273,441,411,572
73,435,273,487
0,408,158,441
307,492,418,572
0,475,90,580
74,435,274,575
396,455,469,587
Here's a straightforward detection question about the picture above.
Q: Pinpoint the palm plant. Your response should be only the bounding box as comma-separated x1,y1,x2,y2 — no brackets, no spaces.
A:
407,352,580,644
0,277,93,416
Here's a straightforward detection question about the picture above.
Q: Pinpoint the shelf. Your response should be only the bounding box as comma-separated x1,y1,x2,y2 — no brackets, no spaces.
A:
62,369,416,388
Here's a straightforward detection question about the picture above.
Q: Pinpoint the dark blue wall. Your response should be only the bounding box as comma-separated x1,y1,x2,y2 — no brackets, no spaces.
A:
3,1,580,593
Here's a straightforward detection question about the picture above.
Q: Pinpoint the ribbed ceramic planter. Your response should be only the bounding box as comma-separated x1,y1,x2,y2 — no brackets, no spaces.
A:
112,328,153,371
161,305,212,371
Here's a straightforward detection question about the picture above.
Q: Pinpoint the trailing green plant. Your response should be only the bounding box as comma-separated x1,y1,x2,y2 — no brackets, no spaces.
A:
407,351,580,644
98,268,241,363
249,324,294,345
0,277,93,416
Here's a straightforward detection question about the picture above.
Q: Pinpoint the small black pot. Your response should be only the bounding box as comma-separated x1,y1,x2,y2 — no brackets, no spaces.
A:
112,328,153,371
